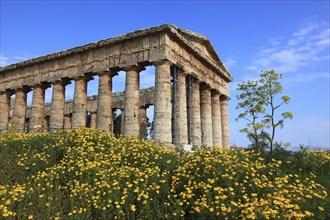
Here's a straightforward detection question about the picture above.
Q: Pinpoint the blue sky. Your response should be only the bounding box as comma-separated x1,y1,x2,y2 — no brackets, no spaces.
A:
1,1,329,149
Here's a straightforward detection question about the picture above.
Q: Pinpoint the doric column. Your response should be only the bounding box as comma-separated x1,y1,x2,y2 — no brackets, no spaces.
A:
200,84,213,147
90,112,97,128
96,70,117,131
211,91,222,147
12,88,29,132
64,114,71,130
153,60,172,144
49,80,67,133
30,84,48,132
221,96,230,147
123,65,144,137
0,91,11,132
139,105,148,139
72,75,90,128
173,69,188,145
120,109,124,135
189,78,202,148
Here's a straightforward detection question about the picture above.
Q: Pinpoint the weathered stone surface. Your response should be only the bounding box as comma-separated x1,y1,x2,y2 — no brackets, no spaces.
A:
72,76,88,128
90,112,97,128
12,88,28,132
173,68,188,145
49,81,66,132
64,114,71,130
96,70,116,131
153,60,172,144
200,84,213,147
189,78,202,148
30,84,47,132
221,96,230,147
123,65,144,137
139,106,148,139
0,92,10,132
211,91,222,147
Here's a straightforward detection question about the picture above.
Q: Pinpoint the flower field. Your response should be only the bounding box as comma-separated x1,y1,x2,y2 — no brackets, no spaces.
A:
0,128,329,219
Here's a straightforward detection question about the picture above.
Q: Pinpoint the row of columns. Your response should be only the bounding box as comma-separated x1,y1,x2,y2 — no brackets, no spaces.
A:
0,59,230,147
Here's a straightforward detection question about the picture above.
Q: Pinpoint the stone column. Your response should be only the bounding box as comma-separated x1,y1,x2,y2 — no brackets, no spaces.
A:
120,109,124,135
221,96,230,147
30,84,47,132
211,91,222,147
200,84,213,147
190,78,202,148
139,105,148,139
123,65,144,137
64,114,71,130
90,112,97,128
0,91,10,132
49,81,66,133
153,60,172,144
72,76,89,128
96,70,117,131
173,69,188,145
12,88,28,132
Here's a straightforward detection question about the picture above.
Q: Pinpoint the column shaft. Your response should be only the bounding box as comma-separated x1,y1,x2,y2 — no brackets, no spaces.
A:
12,89,27,132
211,92,222,147
64,114,71,130
30,85,46,132
153,61,172,143
72,76,87,128
49,82,65,132
221,97,230,147
173,70,188,145
96,71,115,131
139,107,147,139
90,112,97,128
123,66,141,137
0,92,10,132
200,85,213,147
191,79,202,147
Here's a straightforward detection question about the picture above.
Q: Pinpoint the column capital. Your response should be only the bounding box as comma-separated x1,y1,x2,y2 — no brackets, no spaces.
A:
200,82,211,90
211,89,221,96
33,82,51,90
52,78,71,86
220,95,231,101
122,64,146,73
16,86,32,93
153,59,172,67
72,74,94,83
98,68,118,77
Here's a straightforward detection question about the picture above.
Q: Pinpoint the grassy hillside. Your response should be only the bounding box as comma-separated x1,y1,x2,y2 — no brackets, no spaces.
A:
0,128,329,219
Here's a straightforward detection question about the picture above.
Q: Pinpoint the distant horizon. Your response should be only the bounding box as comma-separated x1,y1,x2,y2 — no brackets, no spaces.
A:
1,1,329,149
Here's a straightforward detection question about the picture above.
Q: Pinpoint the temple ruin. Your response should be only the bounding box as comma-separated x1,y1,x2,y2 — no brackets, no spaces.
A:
0,24,232,148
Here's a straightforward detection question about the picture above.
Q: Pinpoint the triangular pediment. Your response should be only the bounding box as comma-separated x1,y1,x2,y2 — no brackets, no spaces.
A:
173,27,228,73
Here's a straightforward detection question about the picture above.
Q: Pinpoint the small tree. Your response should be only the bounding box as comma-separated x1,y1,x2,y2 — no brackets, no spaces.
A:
236,70,293,153
259,70,293,153
236,80,266,152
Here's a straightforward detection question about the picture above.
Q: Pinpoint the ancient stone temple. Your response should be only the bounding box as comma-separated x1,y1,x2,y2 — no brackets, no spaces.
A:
0,24,232,148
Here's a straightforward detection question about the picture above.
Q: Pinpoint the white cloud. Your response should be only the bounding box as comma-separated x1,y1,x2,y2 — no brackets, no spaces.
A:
224,56,238,69
286,72,330,83
247,22,330,75
0,54,29,67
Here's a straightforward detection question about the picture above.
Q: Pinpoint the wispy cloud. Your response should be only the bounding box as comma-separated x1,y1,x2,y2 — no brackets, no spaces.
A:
286,72,330,83
247,22,330,75
224,56,238,70
0,54,29,67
